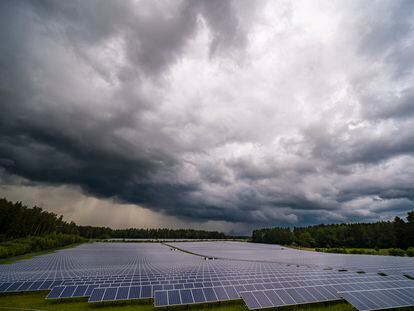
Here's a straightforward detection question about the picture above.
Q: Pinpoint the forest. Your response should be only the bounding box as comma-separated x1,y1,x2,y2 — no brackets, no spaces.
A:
252,211,414,252
0,198,227,241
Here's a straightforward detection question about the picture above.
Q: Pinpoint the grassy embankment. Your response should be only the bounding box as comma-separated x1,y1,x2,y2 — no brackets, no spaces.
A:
291,245,414,257
0,233,87,264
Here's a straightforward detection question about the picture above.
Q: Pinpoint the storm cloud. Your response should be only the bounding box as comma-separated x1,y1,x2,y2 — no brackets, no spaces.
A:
1,0,414,233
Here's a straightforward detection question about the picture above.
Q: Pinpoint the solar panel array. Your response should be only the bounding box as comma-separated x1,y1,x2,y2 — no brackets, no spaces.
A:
0,241,413,310
169,241,414,275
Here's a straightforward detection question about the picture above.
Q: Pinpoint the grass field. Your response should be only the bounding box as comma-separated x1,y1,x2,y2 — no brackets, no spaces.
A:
0,291,358,311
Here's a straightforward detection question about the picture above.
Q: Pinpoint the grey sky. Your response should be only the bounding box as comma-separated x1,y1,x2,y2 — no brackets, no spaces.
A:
0,0,413,234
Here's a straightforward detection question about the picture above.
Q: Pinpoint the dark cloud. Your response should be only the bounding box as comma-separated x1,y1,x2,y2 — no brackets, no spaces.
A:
0,0,414,231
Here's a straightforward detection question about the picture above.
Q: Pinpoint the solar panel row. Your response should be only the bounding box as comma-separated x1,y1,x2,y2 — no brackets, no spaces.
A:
240,281,414,310
88,285,153,302
241,286,339,310
154,286,240,307
1,271,404,294
0,280,64,292
47,285,99,299
0,271,371,285
340,287,414,311
1,263,360,283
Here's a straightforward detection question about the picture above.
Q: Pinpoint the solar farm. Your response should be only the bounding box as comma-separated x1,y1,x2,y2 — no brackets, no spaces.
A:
1,241,414,310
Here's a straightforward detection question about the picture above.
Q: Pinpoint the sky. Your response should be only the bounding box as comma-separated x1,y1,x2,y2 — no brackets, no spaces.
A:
1,0,414,235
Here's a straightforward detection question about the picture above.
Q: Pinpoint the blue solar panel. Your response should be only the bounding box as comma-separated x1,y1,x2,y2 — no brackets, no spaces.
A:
253,291,272,308
6,282,23,292
39,281,53,290
192,288,206,303
340,287,414,311
89,288,105,302
28,281,43,291
60,285,77,298
167,290,181,305
263,289,284,306
0,283,11,292
128,286,141,299
242,291,261,309
47,286,65,299
154,291,168,307
203,287,218,302
214,286,228,300
18,281,33,291
102,287,117,301
275,289,296,304
224,285,239,299
84,285,98,296
116,286,129,300
180,289,194,304
141,285,152,298
72,285,88,297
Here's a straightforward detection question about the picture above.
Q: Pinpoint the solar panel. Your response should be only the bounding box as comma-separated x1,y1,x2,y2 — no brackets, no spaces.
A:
141,285,152,298
192,288,206,303
102,287,117,301
115,286,129,300
29,281,44,291
129,286,141,299
89,288,105,302
180,289,194,304
47,286,65,299
154,291,168,307
0,283,12,292
60,285,77,298
214,286,228,300
340,287,414,311
203,287,218,302
242,291,261,309
5,282,23,292
84,285,98,296
73,285,88,297
18,281,33,291
39,280,53,290
167,289,181,305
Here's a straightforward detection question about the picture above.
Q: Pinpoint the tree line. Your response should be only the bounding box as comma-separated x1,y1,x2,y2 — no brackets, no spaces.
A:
78,226,226,240
252,211,414,250
0,198,79,240
0,198,227,241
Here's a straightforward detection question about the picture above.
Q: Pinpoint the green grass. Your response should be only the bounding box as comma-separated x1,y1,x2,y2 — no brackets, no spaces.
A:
0,291,360,311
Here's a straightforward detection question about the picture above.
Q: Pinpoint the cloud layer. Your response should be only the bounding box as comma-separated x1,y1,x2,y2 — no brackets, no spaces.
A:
1,0,414,232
